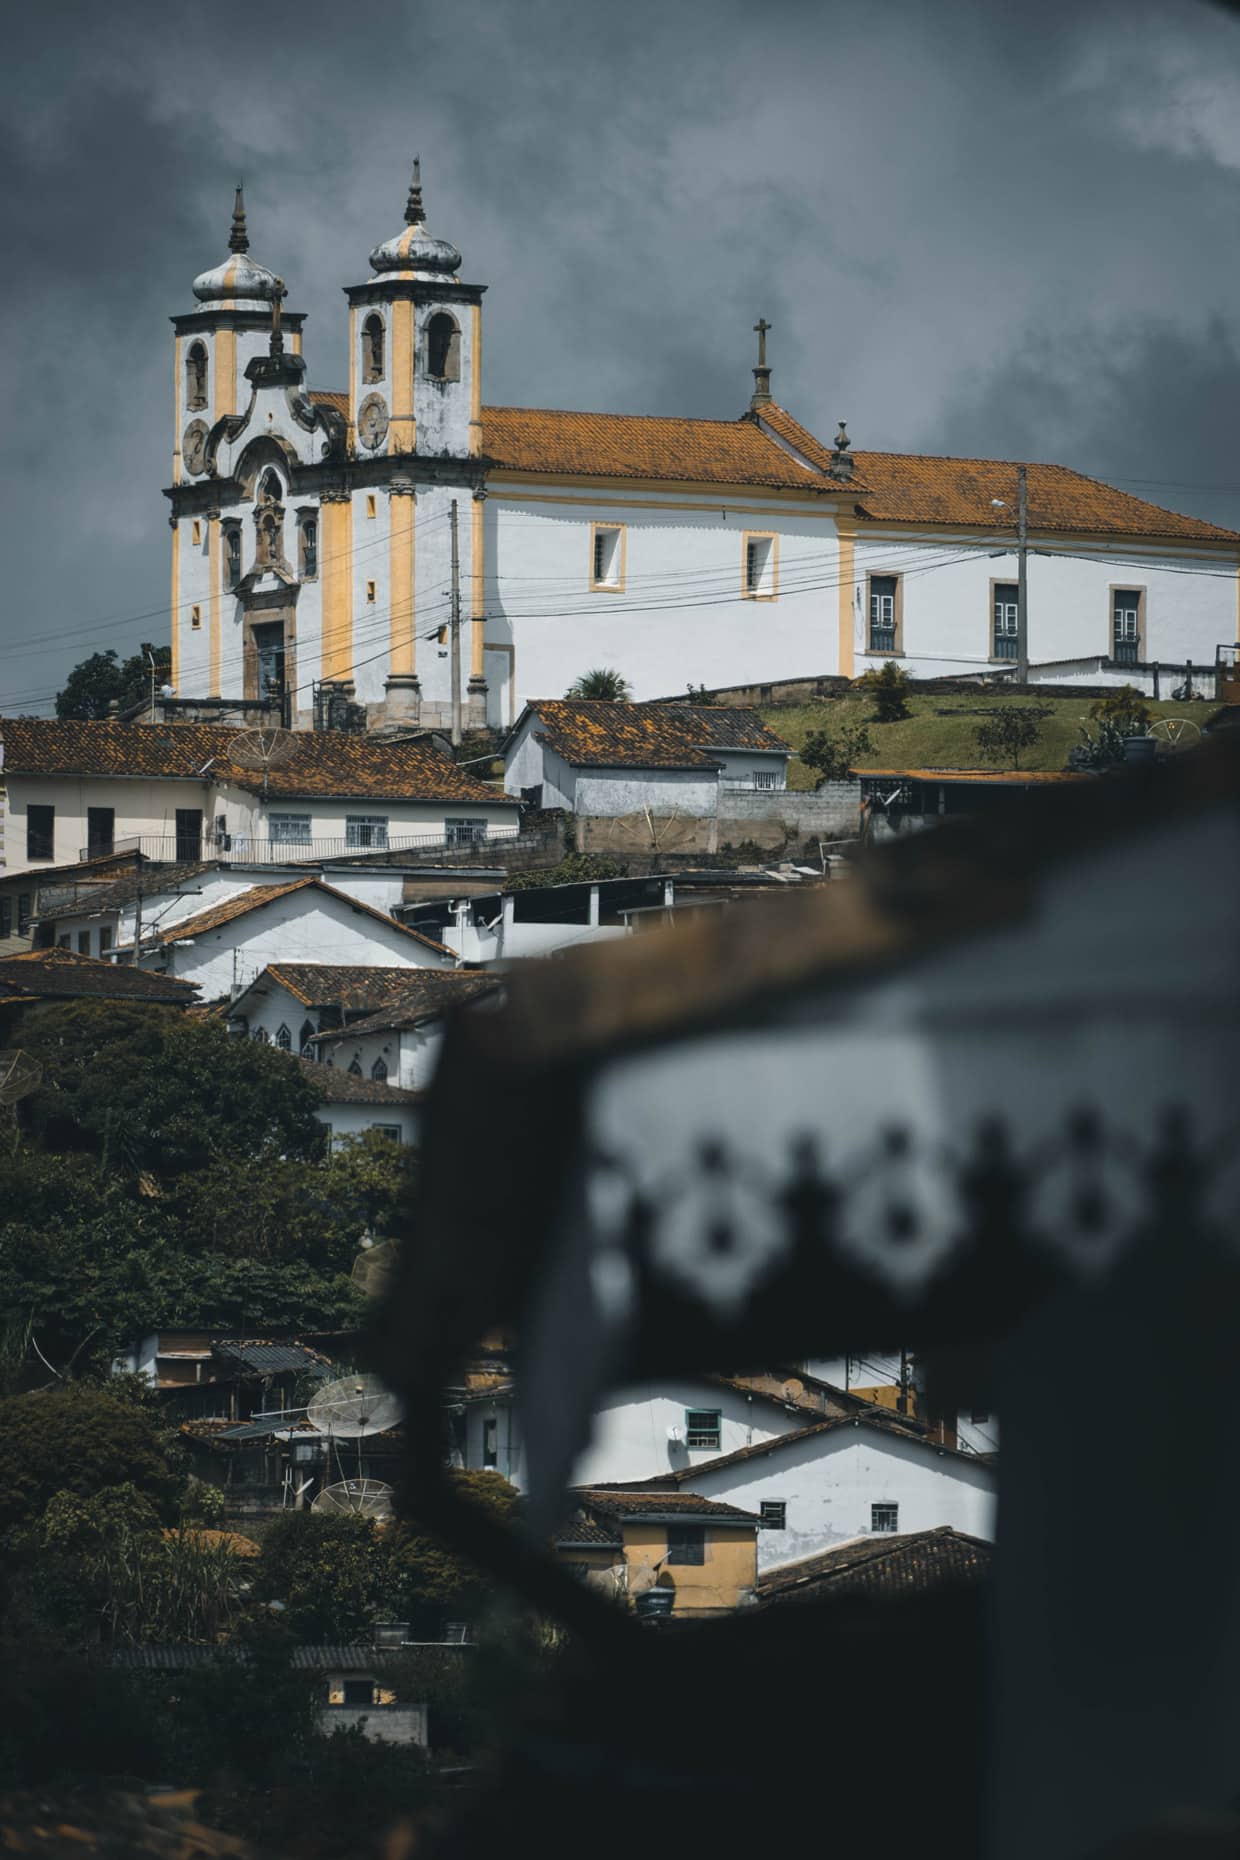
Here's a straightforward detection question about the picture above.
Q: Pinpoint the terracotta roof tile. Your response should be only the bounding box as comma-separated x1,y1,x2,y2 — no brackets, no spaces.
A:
258,962,466,1010
482,405,832,491
36,862,214,924
144,878,455,956
309,390,350,419
521,700,790,772
757,1527,992,1604
0,719,517,807
310,971,501,1038
575,1488,761,1523
0,948,197,1004
298,1055,424,1107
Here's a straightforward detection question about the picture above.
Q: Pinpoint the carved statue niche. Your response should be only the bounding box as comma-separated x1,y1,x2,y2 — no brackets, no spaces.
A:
253,470,287,572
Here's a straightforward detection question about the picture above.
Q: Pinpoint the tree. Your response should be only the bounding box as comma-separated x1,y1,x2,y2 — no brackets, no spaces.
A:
257,1512,392,1642
0,1385,183,1536
799,722,875,787
567,668,632,702
18,1001,326,1177
859,661,912,722
388,1471,520,1625
55,643,171,722
973,706,1049,770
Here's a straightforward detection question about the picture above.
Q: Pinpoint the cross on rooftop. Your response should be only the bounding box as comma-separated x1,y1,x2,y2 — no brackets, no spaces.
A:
753,318,772,367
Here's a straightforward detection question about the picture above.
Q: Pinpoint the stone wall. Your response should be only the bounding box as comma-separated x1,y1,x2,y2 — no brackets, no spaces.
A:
575,782,859,856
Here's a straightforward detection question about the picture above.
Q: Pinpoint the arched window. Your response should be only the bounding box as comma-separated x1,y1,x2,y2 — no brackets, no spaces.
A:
186,342,208,411
348,1057,363,1077
426,313,460,382
224,523,242,591
276,1023,292,1050
362,314,385,383
260,470,283,503
252,1026,270,1044
370,1056,388,1082
299,1019,316,1055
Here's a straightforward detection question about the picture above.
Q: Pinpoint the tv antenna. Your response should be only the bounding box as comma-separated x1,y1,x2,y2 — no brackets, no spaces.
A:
312,1477,395,1520
227,726,298,800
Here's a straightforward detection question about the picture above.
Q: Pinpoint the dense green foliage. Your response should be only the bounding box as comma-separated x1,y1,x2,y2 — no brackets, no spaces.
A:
859,660,913,721
566,666,631,701
0,1003,422,1377
504,851,624,892
1069,686,1156,770
0,1385,182,1536
55,643,172,721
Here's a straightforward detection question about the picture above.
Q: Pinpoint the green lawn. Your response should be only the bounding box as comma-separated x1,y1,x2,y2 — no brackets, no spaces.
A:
763,692,1211,788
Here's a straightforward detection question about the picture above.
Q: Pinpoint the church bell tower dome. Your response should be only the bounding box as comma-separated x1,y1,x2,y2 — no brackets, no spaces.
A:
192,185,284,306
369,159,462,280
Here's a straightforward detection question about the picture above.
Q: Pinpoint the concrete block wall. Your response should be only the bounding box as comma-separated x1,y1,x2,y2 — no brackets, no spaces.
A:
575,783,859,857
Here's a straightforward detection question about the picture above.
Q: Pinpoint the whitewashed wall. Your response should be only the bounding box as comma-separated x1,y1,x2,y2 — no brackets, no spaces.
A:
320,1019,444,1090
485,491,841,726
570,1379,813,1489
851,532,1237,680
680,1425,997,1570
574,768,721,818
148,888,451,999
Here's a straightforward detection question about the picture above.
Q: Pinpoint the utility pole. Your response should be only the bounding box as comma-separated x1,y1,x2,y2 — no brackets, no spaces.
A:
449,498,462,749
132,872,143,971
1016,465,1029,686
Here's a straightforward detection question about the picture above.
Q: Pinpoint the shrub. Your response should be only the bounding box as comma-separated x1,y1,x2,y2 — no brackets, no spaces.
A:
859,661,911,722
800,722,875,786
972,706,1050,770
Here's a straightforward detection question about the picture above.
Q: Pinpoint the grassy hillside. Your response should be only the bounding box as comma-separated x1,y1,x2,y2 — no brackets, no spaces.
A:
762,691,1209,789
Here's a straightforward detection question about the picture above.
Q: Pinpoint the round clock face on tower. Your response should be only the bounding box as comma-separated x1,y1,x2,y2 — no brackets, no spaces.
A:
181,420,210,476
357,393,390,452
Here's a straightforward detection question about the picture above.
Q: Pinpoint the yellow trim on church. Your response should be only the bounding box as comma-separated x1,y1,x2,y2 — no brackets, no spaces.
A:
320,498,354,682
213,330,236,423
390,300,415,454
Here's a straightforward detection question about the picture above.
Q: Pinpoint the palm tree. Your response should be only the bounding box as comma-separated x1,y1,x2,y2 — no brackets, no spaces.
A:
567,667,632,702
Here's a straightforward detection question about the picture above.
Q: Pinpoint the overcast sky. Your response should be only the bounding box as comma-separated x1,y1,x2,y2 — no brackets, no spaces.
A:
4,0,1240,712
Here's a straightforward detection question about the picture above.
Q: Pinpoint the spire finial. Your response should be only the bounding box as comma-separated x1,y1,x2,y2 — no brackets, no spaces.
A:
404,156,424,226
269,278,285,356
229,183,249,254
750,316,773,408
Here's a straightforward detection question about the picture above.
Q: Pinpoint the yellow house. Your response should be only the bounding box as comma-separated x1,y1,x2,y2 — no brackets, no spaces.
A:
554,1488,760,1616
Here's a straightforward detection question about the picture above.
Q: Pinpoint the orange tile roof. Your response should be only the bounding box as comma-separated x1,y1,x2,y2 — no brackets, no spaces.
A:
522,700,790,771
0,720,516,807
481,404,831,492
147,877,455,956
856,767,1092,785
309,390,349,419
847,450,1237,543
0,947,197,1003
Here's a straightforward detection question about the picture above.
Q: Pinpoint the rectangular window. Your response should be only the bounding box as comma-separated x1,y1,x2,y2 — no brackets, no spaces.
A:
77,931,91,955
1112,588,1143,665
300,519,318,580
17,894,32,935
225,526,242,590
666,1524,706,1566
992,582,1019,660
370,1124,402,1143
342,1679,377,1708
751,769,778,789
483,1417,498,1469
99,926,113,955
590,524,624,590
445,818,488,849
868,575,900,653
871,1503,899,1534
366,579,377,603
26,805,54,863
346,815,389,850
366,494,377,519
970,1410,990,1425
759,1501,787,1530
191,605,202,630
685,1408,721,1450
87,807,114,860
269,813,312,844
0,898,10,939
192,519,202,546
175,809,202,863
743,532,777,598
57,934,71,949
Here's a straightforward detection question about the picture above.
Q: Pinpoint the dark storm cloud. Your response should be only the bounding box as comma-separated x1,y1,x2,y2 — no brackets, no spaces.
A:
3,0,1239,708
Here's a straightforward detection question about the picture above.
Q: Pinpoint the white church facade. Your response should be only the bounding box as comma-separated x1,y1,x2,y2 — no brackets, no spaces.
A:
168,166,1240,733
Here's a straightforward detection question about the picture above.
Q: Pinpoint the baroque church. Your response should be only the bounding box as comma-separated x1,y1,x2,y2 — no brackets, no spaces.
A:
168,165,1237,733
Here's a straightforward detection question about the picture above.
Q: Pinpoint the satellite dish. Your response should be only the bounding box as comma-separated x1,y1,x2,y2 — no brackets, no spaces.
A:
306,1372,402,1438
312,1477,394,1520
0,1051,42,1107
227,727,299,799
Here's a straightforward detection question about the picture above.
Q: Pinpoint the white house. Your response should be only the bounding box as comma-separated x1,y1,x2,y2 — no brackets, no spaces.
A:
127,876,455,1001
462,1373,850,1494
503,700,790,818
309,971,501,1088
299,1055,422,1149
0,718,520,878
34,859,255,960
609,1413,997,1572
165,169,1239,739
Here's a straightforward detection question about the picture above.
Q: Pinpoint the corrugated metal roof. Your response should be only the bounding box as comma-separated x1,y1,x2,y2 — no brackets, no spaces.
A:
213,1340,333,1375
